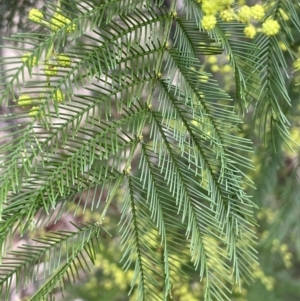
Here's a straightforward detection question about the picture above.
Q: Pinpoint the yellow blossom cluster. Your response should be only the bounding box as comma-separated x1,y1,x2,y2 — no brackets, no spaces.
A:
198,1,281,39
19,7,73,120
252,263,275,291
17,90,65,118
199,0,234,30
28,8,75,33
271,240,293,268
21,52,71,78
17,95,43,119
257,208,276,223
239,4,280,38
17,53,71,118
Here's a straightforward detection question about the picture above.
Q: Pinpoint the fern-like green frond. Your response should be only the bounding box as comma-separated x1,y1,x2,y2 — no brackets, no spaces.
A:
247,0,300,142
0,223,101,300
0,0,266,300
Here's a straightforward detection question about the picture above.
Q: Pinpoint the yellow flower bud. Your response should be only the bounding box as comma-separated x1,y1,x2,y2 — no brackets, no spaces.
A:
278,41,287,51
29,106,43,118
53,89,64,102
57,55,71,67
199,74,209,82
201,15,217,30
44,64,58,76
217,0,234,6
211,64,219,72
21,53,37,67
50,12,65,31
67,23,76,33
50,12,75,33
238,5,251,23
293,59,300,71
284,252,292,261
208,56,217,64
279,8,289,21
244,24,257,39
284,260,292,268
202,0,219,15
251,4,265,20
18,94,32,106
28,8,43,23
279,244,288,253
220,9,234,22
220,64,232,73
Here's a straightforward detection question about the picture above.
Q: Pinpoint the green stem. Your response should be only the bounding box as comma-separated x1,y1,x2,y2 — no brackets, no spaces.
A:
45,43,54,87
98,176,123,224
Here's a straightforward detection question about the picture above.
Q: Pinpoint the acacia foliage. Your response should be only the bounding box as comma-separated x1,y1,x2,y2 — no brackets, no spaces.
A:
0,0,299,300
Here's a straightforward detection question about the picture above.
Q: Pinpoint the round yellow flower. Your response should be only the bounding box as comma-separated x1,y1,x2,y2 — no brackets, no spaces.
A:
44,64,58,76
238,5,252,23
201,15,217,30
53,89,64,102
220,8,234,22
208,56,217,64
262,19,280,36
202,0,219,15
244,24,257,39
28,8,43,23
251,4,265,20
18,94,32,106
221,64,232,73
57,55,71,67
211,64,219,72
